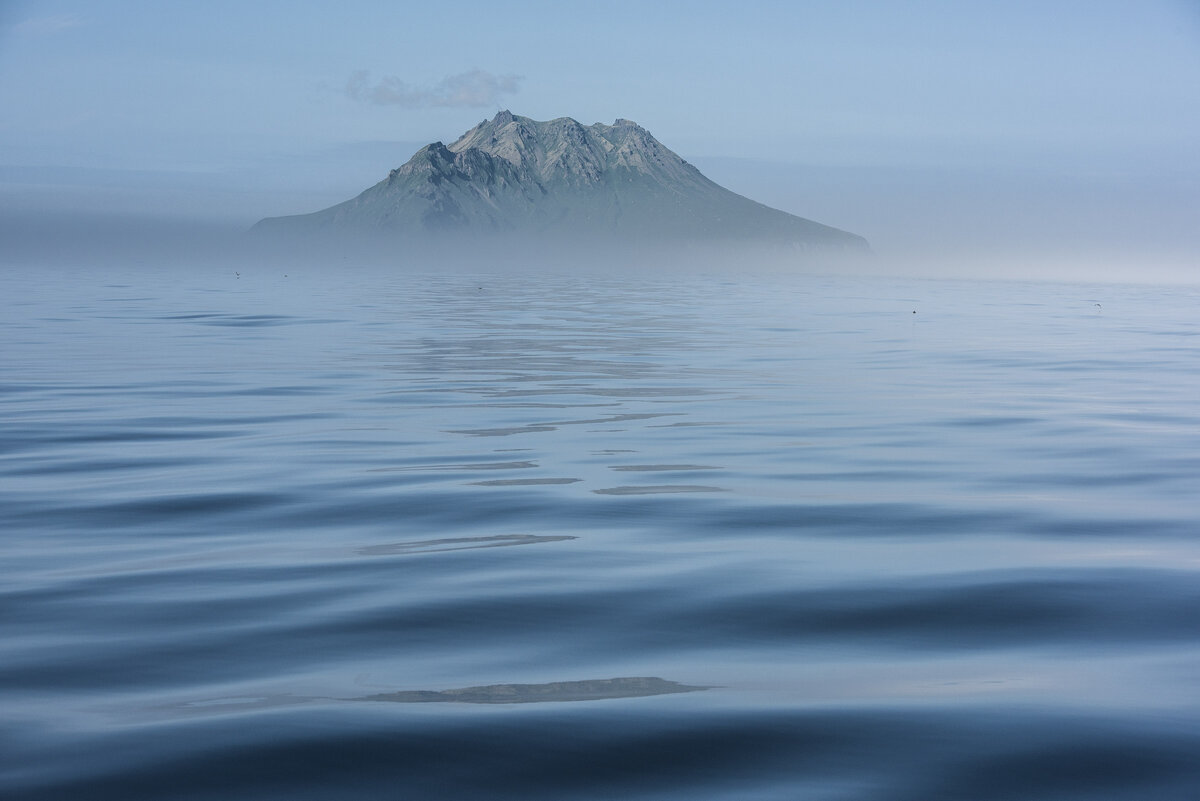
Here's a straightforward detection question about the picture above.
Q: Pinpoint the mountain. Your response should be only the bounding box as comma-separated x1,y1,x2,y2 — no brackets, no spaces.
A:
253,111,868,250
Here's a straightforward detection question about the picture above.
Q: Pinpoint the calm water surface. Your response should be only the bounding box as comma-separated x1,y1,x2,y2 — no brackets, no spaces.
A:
2,259,1199,800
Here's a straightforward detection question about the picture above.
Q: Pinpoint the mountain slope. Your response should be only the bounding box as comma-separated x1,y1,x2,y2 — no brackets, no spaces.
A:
254,111,867,249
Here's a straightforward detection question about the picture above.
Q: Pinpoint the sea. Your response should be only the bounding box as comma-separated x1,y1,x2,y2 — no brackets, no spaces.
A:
2,256,1199,800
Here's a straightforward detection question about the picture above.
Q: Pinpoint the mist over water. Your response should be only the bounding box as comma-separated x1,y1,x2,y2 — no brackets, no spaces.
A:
2,252,1199,800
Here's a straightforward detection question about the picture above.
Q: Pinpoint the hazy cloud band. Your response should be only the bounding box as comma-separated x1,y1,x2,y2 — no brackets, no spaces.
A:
11,13,85,35
346,69,523,108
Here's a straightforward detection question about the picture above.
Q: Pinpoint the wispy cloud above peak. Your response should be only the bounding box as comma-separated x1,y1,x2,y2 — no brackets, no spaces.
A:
345,69,523,108
12,13,85,36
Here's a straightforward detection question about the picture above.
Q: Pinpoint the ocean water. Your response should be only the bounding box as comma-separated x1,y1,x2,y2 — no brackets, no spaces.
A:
2,258,1199,800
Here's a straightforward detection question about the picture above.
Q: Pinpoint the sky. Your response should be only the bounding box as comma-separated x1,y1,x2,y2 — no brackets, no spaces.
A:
1,0,1198,279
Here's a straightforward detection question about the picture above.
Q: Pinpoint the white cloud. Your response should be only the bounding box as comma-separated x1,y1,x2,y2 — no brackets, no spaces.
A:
346,69,523,108
12,13,84,36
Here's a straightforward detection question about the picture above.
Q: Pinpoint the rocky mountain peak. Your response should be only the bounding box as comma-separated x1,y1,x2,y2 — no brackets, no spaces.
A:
446,112,690,188
253,113,869,252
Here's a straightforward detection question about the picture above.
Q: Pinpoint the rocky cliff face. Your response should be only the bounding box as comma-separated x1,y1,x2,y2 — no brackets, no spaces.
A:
254,111,868,250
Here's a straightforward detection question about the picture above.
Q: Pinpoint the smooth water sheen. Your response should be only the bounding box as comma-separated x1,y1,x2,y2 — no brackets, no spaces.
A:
2,260,1199,800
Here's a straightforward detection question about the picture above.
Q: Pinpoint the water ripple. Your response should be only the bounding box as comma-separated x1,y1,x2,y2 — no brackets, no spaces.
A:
3,268,1199,800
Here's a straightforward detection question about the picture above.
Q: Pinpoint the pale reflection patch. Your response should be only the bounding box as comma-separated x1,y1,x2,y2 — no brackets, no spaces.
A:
357,534,576,556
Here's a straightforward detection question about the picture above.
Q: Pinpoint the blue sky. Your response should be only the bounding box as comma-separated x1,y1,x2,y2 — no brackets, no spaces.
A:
2,0,1198,276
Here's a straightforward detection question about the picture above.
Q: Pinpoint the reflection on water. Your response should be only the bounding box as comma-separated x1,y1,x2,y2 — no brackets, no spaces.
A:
1,263,1199,800
359,676,711,704
367,460,539,472
447,413,681,437
158,677,707,717
470,478,583,486
357,534,577,556
592,485,728,495
609,464,723,471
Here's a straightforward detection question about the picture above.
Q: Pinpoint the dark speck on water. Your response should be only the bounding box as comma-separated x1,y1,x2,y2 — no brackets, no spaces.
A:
2,262,1199,800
